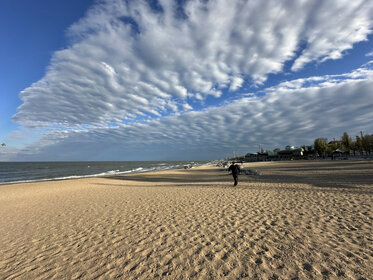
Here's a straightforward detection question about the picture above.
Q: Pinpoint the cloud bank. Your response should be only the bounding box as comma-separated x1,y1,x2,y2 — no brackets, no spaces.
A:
12,0,373,128
4,0,373,160
7,63,373,161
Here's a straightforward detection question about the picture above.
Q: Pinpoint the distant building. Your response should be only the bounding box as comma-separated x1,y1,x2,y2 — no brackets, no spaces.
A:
277,148,303,160
328,140,342,145
243,145,318,161
332,149,346,160
244,152,268,162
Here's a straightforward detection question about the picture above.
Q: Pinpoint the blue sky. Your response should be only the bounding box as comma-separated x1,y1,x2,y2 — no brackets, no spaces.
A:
1,0,373,161
0,1,92,137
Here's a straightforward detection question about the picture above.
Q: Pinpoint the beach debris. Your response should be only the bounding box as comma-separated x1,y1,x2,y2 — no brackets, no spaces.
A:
215,161,229,167
241,168,260,176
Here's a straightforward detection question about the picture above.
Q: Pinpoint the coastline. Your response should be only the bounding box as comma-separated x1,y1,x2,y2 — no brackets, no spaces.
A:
0,161,206,185
1,161,372,279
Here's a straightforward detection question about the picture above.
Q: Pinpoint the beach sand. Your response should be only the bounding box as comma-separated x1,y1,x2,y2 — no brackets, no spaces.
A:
0,160,372,279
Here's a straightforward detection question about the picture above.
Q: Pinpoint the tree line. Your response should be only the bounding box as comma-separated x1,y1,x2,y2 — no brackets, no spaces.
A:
314,132,373,157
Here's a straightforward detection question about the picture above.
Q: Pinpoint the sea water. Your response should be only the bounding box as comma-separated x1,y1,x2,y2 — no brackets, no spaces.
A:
0,161,206,184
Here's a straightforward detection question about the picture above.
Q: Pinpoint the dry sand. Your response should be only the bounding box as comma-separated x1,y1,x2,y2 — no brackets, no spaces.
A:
0,160,372,279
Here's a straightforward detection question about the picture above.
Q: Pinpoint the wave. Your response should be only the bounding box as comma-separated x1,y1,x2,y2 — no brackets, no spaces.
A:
0,162,205,185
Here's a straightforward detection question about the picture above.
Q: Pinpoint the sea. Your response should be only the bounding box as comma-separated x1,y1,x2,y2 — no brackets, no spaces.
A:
0,161,207,185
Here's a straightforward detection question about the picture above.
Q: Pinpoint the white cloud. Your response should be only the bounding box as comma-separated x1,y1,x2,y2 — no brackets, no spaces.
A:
12,0,373,128
229,76,244,92
291,0,373,71
9,64,373,161
264,62,373,93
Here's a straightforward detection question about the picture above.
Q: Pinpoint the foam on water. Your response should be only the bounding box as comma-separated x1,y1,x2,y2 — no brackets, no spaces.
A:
0,161,207,185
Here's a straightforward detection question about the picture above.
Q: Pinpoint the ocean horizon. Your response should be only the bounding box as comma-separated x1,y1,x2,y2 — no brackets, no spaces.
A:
0,161,208,185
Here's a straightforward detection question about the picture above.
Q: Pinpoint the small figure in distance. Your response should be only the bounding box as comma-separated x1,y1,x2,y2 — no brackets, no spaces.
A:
228,162,241,186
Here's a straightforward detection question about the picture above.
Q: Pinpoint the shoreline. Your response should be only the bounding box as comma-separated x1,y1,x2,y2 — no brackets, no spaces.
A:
2,158,371,187
0,161,207,186
1,160,372,279
2,158,372,186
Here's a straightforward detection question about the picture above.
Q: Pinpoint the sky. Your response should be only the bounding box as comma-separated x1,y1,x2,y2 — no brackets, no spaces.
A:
1,0,373,161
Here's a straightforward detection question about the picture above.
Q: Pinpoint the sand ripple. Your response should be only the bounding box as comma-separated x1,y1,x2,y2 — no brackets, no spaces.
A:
1,161,372,279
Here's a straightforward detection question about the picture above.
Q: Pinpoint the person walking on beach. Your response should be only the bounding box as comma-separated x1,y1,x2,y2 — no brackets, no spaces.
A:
228,162,240,186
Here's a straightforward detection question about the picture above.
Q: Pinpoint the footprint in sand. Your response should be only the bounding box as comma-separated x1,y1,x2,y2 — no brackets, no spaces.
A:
255,258,263,265
302,262,312,271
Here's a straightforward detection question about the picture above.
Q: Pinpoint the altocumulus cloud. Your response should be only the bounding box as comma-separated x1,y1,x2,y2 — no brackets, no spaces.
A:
7,0,373,160
13,0,373,127
9,63,373,161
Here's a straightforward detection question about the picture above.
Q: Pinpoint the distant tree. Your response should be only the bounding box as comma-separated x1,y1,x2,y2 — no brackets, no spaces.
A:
369,134,373,154
350,140,359,156
273,148,281,152
341,132,352,155
314,138,328,157
327,143,337,156
362,134,373,155
355,136,363,154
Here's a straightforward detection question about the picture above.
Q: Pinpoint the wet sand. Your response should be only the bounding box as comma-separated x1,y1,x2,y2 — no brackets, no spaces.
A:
0,160,372,279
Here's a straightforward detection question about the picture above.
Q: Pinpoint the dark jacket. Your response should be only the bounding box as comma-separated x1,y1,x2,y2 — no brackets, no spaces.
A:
228,164,240,175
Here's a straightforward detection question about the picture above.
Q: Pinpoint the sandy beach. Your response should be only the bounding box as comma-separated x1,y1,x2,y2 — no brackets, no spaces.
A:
0,160,372,279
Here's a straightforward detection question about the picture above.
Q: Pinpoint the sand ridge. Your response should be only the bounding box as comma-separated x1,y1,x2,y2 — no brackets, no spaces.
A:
0,161,372,279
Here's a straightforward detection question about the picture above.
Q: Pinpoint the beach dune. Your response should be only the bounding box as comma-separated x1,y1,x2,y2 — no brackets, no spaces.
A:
1,160,372,279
